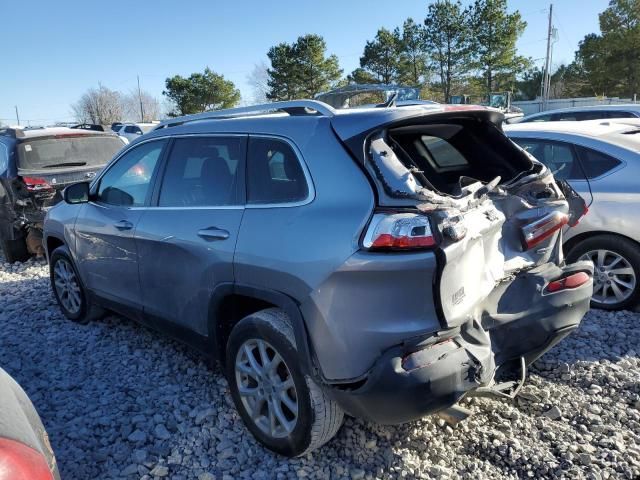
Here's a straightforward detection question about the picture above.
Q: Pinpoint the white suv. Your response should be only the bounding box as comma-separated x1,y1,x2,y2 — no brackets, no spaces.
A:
115,122,158,142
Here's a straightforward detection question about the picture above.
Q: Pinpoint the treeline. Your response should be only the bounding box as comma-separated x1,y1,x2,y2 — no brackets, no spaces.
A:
518,0,640,100
260,0,528,104
71,0,640,121
72,85,160,125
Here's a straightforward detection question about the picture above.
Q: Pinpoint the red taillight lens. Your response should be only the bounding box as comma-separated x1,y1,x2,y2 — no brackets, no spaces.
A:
547,271,591,293
0,438,54,480
363,213,436,251
21,176,53,192
521,211,569,250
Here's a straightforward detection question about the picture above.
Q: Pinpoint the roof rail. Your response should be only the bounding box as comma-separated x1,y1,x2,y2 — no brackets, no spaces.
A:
155,99,336,130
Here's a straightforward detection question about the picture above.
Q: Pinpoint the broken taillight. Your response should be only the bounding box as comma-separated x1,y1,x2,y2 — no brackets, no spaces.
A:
21,176,53,192
546,271,591,293
363,213,436,251
521,211,569,250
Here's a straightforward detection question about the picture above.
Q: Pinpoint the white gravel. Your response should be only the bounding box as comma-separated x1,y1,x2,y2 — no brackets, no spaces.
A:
0,256,639,479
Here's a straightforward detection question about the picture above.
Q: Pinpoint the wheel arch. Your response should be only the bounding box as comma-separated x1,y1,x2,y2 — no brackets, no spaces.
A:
208,284,318,380
45,235,65,260
564,230,640,257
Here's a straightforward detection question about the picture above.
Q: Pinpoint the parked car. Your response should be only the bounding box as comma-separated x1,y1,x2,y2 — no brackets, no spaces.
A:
115,122,158,142
44,100,592,456
0,366,60,479
505,119,640,310
511,104,640,124
0,127,127,262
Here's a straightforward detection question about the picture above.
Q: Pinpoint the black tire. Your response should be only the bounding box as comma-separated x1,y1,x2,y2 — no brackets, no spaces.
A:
1,237,30,263
566,234,640,310
49,246,102,323
226,308,343,457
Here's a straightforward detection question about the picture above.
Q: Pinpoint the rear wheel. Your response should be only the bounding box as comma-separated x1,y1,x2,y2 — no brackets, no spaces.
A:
567,234,640,310
226,308,343,457
1,237,30,263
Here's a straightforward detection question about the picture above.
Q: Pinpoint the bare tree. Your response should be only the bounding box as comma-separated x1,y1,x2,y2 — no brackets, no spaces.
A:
122,89,160,122
71,85,123,125
247,61,270,104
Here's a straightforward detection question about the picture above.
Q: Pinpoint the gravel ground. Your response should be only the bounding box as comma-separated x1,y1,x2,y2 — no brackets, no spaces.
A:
0,256,639,480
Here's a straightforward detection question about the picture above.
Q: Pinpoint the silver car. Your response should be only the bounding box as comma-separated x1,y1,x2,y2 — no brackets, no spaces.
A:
511,104,640,124
44,100,592,456
506,119,640,310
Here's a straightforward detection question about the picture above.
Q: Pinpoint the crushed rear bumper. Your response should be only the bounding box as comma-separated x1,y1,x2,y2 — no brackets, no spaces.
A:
328,260,593,424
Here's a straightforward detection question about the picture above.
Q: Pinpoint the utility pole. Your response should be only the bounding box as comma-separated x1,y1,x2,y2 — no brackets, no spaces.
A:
137,75,144,122
542,3,553,111
14,105,20,125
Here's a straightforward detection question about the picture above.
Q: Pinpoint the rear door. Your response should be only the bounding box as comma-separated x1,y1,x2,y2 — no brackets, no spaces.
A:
509,137,594,205
74,139,167,311
135,135,246,337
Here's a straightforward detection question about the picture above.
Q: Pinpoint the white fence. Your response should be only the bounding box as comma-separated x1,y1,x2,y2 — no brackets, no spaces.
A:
512,96,639,116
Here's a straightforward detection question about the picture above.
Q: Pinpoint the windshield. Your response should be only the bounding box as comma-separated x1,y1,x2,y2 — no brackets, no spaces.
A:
17,135,124,170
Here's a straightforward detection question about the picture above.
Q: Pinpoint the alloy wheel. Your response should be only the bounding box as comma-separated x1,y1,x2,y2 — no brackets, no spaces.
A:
53,258,82,314
580,249,636,306
234,339,298,439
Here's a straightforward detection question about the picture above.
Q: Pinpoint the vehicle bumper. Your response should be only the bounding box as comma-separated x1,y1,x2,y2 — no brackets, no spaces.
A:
328,260,593,425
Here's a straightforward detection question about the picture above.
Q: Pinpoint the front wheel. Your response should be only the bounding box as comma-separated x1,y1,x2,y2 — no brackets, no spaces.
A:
226,309,343,457
566,234,640,310
50,246,102,323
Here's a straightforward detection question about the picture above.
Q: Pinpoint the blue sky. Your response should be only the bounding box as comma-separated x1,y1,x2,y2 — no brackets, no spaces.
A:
0,0,608,124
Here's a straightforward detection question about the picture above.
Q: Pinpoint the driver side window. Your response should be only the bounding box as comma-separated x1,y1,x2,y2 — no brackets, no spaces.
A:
97,140,166,206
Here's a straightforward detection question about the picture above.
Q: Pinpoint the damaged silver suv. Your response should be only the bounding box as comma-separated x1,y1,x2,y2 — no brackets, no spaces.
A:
43,100,593,457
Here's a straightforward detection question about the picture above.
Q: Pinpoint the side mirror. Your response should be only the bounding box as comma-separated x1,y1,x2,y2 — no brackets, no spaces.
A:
64,182,90,204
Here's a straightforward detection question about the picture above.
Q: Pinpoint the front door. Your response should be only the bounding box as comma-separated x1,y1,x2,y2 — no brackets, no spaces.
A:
74,139,167,310
135,135,247,336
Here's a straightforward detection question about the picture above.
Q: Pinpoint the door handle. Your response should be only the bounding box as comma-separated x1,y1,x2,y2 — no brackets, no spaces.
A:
197,227,230,241
114,220,134,230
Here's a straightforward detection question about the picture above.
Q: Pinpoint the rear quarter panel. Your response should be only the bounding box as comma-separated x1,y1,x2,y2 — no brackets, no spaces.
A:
234,119,442,381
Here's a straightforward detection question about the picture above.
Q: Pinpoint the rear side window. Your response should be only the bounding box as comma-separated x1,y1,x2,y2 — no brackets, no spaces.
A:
158,136,245,207
576,146,621,178
97,140,165,206
526,114,552,122
511,139,583,180
554,111,605,121
247,137,309,204
607,111,637,119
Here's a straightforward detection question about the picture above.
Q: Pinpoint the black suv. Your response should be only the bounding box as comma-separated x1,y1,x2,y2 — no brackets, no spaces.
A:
0,127,126,261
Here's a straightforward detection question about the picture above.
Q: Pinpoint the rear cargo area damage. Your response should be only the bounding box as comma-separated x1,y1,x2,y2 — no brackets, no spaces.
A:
326,110,593,423
0,176,58,255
